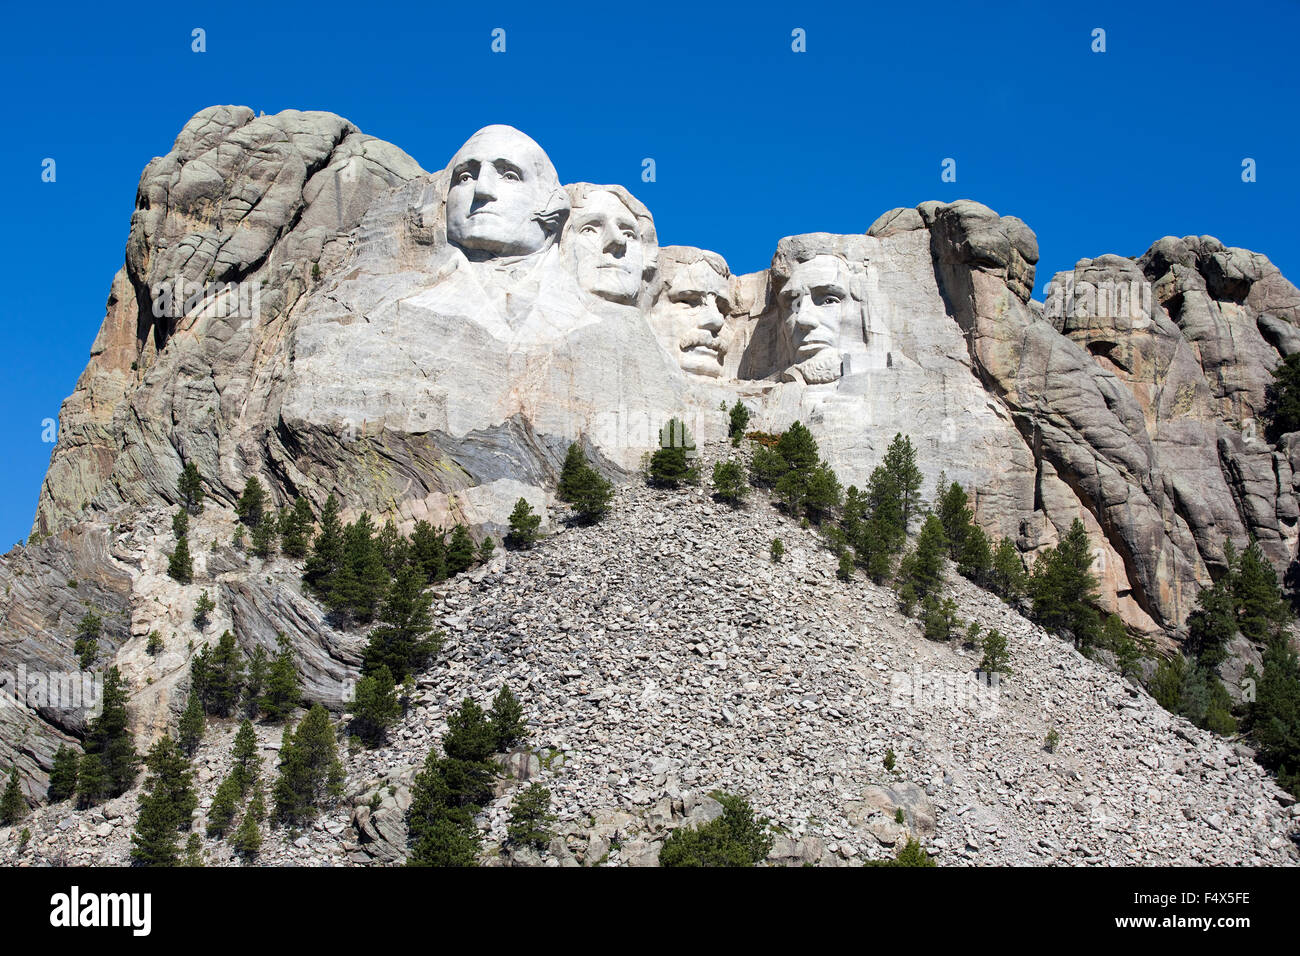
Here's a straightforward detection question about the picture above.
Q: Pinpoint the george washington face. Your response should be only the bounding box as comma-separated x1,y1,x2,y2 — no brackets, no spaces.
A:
445,125,566,257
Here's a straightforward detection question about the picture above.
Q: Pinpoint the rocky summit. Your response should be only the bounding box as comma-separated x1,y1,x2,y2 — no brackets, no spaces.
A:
1,106,1299,866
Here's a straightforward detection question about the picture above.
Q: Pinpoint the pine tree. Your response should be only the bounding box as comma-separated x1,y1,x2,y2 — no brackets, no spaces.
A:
1247,635,1300,794
506,783,556,849
231,719,260,795
74,611,101,669
864,461,908,557
990,537,1027,601
935,480,973,560
1029,519,1102,649
0,767,26,825
478,536,495,563
446,524,476,576
957,524,992,584
1232,540,1288,645
75,754,106,809
711,459,748,506
193,590,215,630
279,497,314,559
363,565,440,682
1264,351,1300,442
172,508,189,539
377,519,408,575
232,787,265,860
206,774,240,838
775,421,819,473
407,812,482,867
48,744,80,803
408,520,448,583
837,550,855,582
335,513,388,621
979,629,1011,675
750,445,789,488
921,595,961,642
272,705,344,824
178,691,205,757
303,494,345,597
178,461,205,514
569,466,614,523
350,665,400,748
727,399,751,445
557,443,588,503
1149,653,1189,713
770,538,784,563
506,498,542,549
242,645,268,718
250,518,277,559
235,477,267,528
193,631,245,717
143,735,197,830
488,683,527,750
184,832,204,867
84,666,138,797
1185,577,1236,669
650,445,690,487
131,784,181,866
803,462,842,523
168,534,193,584
260,633,300,722
881,433,924,528
130,735,194,866
897,515,948,610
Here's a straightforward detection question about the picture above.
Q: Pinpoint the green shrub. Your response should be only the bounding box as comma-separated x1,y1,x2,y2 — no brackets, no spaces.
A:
659,793,774,867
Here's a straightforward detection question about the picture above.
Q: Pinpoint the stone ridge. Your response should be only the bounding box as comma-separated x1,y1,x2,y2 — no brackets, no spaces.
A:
6,105,1300,819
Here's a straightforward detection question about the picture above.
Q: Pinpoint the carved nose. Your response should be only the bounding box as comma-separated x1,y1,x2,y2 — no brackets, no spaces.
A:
698,309,723,333
603,228,627,256
473,169,498,202
791,299,818,330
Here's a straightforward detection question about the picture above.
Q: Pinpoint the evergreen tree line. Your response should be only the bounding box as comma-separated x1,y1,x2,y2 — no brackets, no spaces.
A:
406,685,528,866
43,667,140,810
301,494,488,626
190,630,301,722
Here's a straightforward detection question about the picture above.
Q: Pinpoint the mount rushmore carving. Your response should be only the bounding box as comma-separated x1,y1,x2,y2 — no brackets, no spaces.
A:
27,107,1300,649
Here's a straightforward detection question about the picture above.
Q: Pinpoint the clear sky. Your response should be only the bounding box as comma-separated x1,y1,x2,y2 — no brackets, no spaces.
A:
2,0,1297,548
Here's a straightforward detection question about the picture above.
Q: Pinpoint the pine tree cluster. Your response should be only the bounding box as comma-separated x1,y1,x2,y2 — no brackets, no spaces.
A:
406,684,528,866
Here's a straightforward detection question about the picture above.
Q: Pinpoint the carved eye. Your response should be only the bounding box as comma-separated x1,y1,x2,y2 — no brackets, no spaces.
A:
621,228,636,240
456,171,473,184
816,294,841,305
501,170,521,182
580,224,600,235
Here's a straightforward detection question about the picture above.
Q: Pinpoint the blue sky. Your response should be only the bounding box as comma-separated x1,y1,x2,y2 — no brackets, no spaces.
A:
1,0,1297,547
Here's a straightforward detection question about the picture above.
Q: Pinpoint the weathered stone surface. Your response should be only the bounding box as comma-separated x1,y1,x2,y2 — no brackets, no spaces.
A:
6,106,1300,828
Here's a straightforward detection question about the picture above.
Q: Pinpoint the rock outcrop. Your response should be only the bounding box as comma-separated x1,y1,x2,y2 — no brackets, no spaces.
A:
4,105,1300,805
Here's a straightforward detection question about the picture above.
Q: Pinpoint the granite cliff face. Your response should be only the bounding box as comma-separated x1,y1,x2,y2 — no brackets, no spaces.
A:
4,105,1300,799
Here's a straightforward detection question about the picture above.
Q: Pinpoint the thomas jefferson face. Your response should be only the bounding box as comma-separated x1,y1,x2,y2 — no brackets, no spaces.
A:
569,190,645,305
779,255,854,363
652,259,731,377
445,126,561,257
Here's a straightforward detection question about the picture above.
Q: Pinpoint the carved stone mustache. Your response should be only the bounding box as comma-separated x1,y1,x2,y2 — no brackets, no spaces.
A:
678,328,726,354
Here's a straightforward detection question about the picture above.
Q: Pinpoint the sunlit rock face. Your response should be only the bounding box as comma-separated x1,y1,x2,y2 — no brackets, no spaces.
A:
32,111,1300,638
